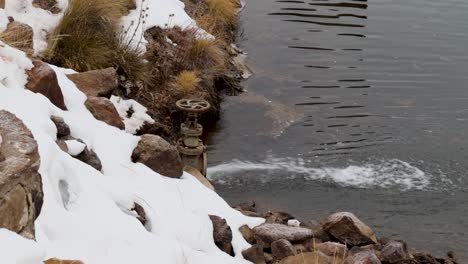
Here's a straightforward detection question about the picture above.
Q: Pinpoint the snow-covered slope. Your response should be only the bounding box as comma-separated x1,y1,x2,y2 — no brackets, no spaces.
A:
0,1,264,263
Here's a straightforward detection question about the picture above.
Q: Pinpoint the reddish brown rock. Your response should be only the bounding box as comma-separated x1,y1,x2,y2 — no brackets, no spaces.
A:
26,60,67,110
0,0,4,9
131,134,183,178
209,215,233,255
345,247,381,264
0,111,43,239
279,251,331,264
32,0,61,14
84,97,124,129
315,242,348,259
242,245,266,264
272,239,297,260
322,212,377,247
67,68,117,98
239,224,255,244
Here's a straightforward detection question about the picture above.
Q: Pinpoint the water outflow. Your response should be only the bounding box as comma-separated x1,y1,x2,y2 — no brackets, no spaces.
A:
208,157,454,190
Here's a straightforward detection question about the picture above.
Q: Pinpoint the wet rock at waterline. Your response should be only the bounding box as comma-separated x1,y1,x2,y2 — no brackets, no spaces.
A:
344,247,381,264
271,239,297,260
322,212,377,247
85,97,125,129
66,67,118,98
51,115,70,138
379,240,410,263
0,110,43,239
209,215,234,255
131,134,183,178
253,223,314,248
26,60,67,110
263,210,295,224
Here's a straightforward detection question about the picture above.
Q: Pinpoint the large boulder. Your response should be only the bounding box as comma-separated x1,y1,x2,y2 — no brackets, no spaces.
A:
67,68,118,98
279,252,331,264
209,215,233,255
84,97,124,129
26,60,67,110
345,247,381,264
32,0,60,14
271,239,297,260
322,212,377,247
131,134,183,178
0,111,43,239
253,223,314,248
2,21,34,54
379,240,410,263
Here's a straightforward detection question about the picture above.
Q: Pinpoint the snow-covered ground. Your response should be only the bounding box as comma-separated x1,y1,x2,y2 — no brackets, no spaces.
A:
0,1,263,263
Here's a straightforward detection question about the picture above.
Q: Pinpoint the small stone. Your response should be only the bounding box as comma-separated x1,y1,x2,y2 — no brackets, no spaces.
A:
26,60,67,110
209,215,233,255
85,97,125,129
272,239,297,260
75,144,102,171
322,212,377,247
242,245,266,264
344,247,381,264
67,68,118,98
233,201,256,212
379,240,409,263
279,251,330,264
131,202,147,226
253,223,314,248
263,210,295,224
51,115,70,137
239,224,255,244
131,134,183,178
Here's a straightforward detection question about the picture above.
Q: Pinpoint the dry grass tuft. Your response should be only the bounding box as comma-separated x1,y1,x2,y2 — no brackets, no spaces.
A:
172,70,200,93
0,23,34,55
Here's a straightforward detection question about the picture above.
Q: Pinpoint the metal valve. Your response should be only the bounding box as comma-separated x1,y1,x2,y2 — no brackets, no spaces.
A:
176,99,210,176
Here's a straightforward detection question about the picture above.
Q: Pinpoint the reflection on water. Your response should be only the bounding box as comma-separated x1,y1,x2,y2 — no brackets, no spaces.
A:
207,0,468,257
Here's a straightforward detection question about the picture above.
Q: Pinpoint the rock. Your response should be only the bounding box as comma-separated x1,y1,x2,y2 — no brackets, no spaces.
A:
0,111,43,239
242,245,266,264
32,0,60,14
0,0,4,9
233,201,257,212
26,60,67,110
272,239,297,260
131,134,183,178
184,166,215,191
322,212,377,247
75,144,102,171
379,240,409,263
293,243,307,254
239,224,255,244
264,210,295,224
56,139,68,152
84,97,124,129
413,253,440,264
2,21,34,54
345,247,381,264
66,68,118,98
315,242,347,259
131,202,147,226
43,258,84,264
279,252,331,264
51,115,70,137
253,223,314,248
209,215,233,255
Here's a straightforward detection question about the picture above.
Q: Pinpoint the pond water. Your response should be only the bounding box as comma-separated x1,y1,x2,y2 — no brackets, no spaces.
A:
207,0,468,256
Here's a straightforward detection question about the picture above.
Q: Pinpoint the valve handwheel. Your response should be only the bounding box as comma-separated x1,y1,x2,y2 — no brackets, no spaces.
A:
176,99,211,113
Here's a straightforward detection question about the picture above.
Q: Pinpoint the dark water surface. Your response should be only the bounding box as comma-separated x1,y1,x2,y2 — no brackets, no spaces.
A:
207,0,468,256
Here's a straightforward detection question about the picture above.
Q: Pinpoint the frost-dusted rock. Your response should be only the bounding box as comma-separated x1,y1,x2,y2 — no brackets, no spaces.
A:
242,245,266,264
239,224,255,244
51,115,70,137
345,247,381,264
379,240,409,263
264,210,295,224
85,97,125,129
279,251,331,264
75,144,102,171
26,60,67,110
67,68,118,98
315,242,347,259
253,223,314,247
131,134,183,178
184,165,215,191
0,110,43,239
2,21,33,54
322,212,377,247
44,258,85,264
32,0,60,14
272,239,296,260
209,215,233,255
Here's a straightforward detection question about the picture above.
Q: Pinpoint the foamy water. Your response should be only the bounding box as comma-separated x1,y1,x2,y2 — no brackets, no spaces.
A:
208,158,450,190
